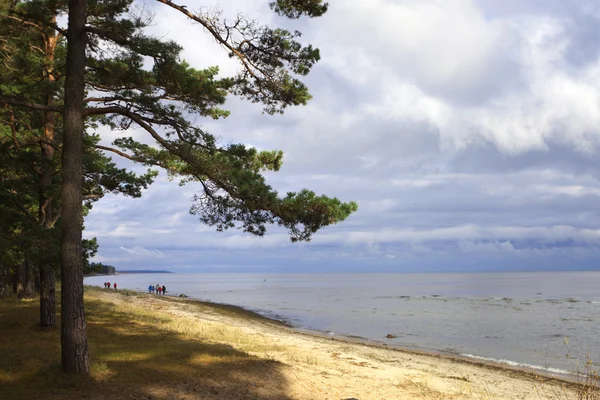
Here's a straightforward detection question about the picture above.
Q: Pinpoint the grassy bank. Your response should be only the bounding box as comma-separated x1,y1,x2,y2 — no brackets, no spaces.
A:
0,288,296,400
0,287,587,400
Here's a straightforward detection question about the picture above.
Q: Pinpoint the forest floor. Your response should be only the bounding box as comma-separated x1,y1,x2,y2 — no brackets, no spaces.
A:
0,287,586,400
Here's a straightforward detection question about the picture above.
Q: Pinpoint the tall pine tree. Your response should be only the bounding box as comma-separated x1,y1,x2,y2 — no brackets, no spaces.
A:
1,0,356,374
0,0,156,328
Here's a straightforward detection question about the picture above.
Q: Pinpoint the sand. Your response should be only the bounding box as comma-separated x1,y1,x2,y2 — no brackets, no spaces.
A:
92,289,579,400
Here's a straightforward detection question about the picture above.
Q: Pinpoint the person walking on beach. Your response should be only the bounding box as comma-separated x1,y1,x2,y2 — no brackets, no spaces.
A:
157,285,162,295
107,282,111,289
113,282,117,290
162,285,166,295
148,285,153,294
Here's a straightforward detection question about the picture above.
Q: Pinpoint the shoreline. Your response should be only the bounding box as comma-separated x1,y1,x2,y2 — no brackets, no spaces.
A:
89,285,581,387
3,286,584,400
192,299,582,386
84,286,584,399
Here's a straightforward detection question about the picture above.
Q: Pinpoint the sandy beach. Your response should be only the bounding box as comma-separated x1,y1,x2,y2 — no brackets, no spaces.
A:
84,288,581,400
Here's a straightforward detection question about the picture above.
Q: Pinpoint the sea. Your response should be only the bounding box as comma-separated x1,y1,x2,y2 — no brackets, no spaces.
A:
85,272,600,376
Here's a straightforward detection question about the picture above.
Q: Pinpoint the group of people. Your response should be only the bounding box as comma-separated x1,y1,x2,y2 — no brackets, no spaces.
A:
101,281,166,294
148,284,166,295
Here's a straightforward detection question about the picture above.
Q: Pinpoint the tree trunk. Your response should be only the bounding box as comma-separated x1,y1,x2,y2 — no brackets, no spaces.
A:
16,261,25,297
24,260,35,295
39,263,56,326
0,250,8,298
60,0,89,374
38,24,59,328
16,260,35,298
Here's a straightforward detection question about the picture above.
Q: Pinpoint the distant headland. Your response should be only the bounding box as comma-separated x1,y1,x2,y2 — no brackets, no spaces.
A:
117,270,174,274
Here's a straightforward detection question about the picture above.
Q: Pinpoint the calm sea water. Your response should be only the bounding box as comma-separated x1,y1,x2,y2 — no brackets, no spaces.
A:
85,272,600,375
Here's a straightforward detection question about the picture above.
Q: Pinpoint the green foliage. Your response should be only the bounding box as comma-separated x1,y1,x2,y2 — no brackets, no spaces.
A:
0,0,157,282
270,0,329,19
82,238,99,274
1,0,357,249
83,134,158,200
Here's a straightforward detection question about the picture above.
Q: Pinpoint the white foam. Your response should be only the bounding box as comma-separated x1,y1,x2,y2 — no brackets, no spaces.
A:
460,354,573,375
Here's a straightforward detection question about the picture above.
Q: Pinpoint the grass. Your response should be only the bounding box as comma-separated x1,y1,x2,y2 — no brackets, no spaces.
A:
84,288,288,355
0,287,295,400
535,359,600,400
534,337,600,400
285,350,322,366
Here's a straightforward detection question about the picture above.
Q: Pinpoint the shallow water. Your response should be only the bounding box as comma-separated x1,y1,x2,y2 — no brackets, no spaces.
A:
85,272,600,374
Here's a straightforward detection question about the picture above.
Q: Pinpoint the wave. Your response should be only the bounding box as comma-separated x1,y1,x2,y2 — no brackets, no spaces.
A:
460,354,573,375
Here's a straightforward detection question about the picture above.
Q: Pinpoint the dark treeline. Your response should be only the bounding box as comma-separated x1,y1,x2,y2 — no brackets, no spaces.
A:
0,0,356,375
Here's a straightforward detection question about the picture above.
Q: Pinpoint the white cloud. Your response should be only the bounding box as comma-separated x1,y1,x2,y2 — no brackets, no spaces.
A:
322,0,499,89
120,246,166,258
310,0,600,155
83,0,600,271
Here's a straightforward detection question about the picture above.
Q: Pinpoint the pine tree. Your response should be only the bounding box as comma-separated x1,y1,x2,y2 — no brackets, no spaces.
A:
0,0,156,328
1,0,356,374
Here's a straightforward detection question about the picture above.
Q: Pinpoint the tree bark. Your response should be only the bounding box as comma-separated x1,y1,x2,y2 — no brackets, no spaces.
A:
24,260,35,295
39,264,56,326
0,250,8,298
60,0,89,374
39,23,59,328
16,261,25,297
16,260,35,299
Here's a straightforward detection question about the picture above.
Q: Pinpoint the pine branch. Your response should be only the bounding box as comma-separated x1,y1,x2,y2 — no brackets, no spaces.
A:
5,105,21,150
84,96,127,103
93,144,138,161
11,197,37,222
94,144,173,171
0,99,62,113
7,10,68,37
82,194,103,201
85,106,176,152
155,0,274,86
38,197,53,226
86,106,235,195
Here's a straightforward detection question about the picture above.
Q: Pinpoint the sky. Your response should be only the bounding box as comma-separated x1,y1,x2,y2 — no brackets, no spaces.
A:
85,0,600,272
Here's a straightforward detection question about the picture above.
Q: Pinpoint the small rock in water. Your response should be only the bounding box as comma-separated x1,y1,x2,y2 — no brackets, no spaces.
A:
386,334,398,339
179,294,188,298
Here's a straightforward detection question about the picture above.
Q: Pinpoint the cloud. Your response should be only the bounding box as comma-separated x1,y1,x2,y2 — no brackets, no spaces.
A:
85,0,600,272
119,246,166,258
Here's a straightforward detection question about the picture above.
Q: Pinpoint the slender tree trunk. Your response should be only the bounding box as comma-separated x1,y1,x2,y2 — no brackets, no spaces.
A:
60,0,89,374
39,264,56,326
16,261,25,297
12,265,17,294
15,260,35,298
24,260,35,295
34,270,40,293
39,25,59,328
0,250,7,298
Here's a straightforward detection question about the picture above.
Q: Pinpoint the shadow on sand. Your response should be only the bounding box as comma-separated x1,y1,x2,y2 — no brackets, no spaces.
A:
0,295,294,400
